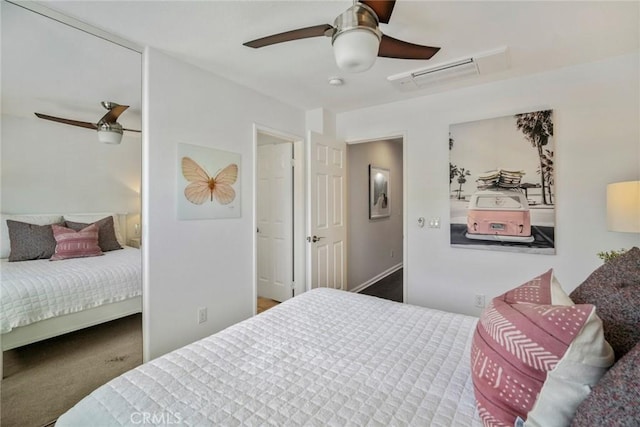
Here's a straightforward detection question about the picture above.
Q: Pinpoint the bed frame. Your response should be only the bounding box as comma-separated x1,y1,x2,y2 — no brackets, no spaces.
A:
1,214,141,354
1,296,142,351
1,212,143,382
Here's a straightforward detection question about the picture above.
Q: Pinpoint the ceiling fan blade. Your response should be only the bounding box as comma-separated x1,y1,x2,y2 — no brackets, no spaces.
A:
34,113,98,130
243,24,333,48
361,0,396,24
378,34,440,60
99,104,129,124
123,128,141,133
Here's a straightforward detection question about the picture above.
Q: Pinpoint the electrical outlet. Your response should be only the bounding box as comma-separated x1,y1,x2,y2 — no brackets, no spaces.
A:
474,294,485,308
198,307,207,324
390,250,394,258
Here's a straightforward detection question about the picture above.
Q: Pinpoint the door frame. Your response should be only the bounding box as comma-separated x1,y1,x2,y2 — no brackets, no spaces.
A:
345,131,407,303
252,124,305,313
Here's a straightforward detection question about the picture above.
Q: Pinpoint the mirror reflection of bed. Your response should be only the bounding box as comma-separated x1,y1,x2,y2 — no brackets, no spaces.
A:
0,3,142,426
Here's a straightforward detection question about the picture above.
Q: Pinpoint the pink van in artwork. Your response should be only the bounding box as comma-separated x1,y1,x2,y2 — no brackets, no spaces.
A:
466,188,534,243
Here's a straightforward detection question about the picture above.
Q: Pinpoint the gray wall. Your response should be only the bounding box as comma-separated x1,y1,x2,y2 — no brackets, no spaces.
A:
347,139,403,291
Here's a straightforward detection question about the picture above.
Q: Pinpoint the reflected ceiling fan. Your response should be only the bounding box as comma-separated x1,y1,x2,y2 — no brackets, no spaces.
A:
243,0,440,73
34,101,141,144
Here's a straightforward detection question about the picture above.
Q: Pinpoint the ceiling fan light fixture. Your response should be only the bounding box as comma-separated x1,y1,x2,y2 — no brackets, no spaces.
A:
97,122,123,144
243,2,441,73
333,28,380,72
331,3,381,73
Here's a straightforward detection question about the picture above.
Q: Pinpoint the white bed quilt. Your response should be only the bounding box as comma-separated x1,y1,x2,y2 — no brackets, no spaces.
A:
58,288,482,426
1,247,141,334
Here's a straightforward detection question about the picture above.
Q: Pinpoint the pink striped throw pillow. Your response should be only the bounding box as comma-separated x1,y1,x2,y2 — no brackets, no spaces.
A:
50,223,103,261
471,269,614,427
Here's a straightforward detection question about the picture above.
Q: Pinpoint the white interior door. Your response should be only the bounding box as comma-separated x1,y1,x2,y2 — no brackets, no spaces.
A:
307,131,346,289
257,143,293,302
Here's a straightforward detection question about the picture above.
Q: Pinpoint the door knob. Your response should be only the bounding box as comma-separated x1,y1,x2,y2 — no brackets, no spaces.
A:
306,235,324,243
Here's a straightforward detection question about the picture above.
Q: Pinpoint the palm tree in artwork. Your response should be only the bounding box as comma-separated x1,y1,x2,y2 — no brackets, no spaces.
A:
449,133,458,189
515,110,554,205
538,149,554,204
450,163,459,188
456,167,471,200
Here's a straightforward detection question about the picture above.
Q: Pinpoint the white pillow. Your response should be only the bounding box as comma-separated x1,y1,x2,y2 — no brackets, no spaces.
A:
0,214,64,258
63,213,125,246
550,273,575,306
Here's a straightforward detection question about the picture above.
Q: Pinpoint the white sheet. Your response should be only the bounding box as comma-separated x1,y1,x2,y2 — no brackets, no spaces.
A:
1,247,141,334
58,288,482,426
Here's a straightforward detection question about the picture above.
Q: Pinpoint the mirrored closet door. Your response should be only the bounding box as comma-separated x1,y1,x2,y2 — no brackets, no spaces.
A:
1,2,142,425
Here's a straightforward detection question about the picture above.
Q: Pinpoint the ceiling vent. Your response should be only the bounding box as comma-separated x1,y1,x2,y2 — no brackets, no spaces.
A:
388,47,509,91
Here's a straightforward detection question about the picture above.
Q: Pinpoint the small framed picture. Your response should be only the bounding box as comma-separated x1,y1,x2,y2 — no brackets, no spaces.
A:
369,165,390,219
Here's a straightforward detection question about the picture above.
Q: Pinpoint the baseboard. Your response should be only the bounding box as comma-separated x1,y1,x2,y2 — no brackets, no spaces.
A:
350,263,403,294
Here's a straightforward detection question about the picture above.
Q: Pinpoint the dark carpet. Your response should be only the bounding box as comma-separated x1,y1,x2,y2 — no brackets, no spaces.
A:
358,268,403,303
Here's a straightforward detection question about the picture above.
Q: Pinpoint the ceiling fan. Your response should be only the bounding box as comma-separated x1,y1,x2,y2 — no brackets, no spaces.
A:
34,101,141,144
243,0,440,73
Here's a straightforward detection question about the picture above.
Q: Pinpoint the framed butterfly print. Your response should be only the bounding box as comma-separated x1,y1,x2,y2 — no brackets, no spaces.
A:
177,143,241,220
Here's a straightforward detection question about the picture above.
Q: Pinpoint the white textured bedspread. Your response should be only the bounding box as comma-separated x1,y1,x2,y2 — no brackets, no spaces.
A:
1,247,141,334
58,288,481,427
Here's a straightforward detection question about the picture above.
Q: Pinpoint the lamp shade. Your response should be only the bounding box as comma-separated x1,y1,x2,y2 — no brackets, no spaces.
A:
97,129,123,144
97,122,124,144
606,180,640,232
332,28,380,73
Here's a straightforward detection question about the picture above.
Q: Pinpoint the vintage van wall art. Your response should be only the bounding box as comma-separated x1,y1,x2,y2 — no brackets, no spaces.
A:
449,110,555,255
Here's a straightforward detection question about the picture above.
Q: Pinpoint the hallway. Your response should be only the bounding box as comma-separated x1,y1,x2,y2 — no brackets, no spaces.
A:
358,269,403,303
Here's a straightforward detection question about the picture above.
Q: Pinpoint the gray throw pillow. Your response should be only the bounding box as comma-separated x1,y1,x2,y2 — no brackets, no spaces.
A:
571,341,640,426
569,247,640,360
7,220,61,261
64,216,123,252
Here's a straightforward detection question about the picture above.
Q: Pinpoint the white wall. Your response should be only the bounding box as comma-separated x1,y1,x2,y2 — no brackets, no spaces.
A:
1,0,143,238
337,53,640,316
347,139,403,291
1,115,141,219
143,48,305,359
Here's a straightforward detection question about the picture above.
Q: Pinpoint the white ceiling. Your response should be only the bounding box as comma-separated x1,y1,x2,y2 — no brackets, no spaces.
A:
4,1,640,116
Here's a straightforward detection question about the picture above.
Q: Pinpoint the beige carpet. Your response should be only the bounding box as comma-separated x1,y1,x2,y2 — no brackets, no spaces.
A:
1,313,142,427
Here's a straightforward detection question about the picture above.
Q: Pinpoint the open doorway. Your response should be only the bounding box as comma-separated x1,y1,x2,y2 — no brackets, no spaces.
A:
346,137,404,302
254,127,304,313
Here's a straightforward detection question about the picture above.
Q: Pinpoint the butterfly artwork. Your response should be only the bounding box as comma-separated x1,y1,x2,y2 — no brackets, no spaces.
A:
177,143,241,220
181,157,238,205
